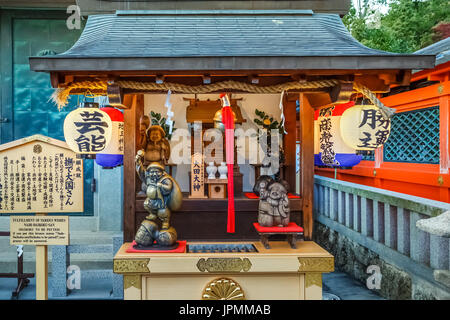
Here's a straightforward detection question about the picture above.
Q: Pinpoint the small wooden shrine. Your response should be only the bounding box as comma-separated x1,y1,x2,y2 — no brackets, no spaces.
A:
29,10,434,300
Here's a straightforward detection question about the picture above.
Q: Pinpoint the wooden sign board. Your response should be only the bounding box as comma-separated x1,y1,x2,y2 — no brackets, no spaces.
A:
10,216,69,245
0,135,84,213
189,152,207,199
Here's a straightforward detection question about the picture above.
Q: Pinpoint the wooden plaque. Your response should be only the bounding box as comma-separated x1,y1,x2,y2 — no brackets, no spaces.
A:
189,152,207,199
0,135,84,213
10,215,69,245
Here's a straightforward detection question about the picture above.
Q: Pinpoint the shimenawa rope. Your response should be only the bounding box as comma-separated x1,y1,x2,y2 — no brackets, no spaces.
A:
50,79,394,119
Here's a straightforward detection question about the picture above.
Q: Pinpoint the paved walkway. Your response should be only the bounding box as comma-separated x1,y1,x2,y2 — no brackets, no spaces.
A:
0,276,119,300
0,271,383,300
323,272,384,300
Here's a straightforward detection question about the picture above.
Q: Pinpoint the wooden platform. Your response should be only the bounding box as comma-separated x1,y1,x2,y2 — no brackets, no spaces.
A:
114,241,334,300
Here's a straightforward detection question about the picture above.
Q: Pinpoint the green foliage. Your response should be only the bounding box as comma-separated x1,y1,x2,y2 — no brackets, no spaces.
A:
253,108,285,133
253,109,286,170
150,111,176,140
343,0,450,53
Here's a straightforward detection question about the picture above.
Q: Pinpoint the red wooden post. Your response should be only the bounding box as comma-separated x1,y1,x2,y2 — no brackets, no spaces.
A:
439,91,449,202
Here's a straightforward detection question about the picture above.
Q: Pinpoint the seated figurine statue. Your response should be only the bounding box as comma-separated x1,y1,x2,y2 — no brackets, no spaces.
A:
139,116,171,166
134,160,183,248
253,175,290,227
137,117,171,195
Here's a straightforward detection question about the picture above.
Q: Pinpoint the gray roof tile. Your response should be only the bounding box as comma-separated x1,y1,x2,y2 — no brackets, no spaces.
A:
59,11,392,58
415,37,450,66
29,11,436,72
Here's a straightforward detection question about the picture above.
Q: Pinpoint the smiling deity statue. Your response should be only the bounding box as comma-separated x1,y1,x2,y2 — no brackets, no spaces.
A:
134,159,182,248
139,117,170,166
253,175,290,227
137,118,171,195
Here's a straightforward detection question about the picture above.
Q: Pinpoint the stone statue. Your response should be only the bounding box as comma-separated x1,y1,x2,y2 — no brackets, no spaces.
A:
134,160,183,248
253,175,290,227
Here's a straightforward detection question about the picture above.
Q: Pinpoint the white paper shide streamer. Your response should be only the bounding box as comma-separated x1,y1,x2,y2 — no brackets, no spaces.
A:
164,89,174,134
279,90,288,135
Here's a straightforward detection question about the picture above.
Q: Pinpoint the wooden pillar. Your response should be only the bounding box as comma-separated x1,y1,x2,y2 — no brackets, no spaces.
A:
35,212,48,300
35,244,48,300
299,93,315,240
123,94,144,242
283,94,298,193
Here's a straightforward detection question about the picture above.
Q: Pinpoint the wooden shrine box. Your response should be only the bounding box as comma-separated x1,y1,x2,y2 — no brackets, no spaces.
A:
114,241,334,300
186,98,245,198
206,179,227,199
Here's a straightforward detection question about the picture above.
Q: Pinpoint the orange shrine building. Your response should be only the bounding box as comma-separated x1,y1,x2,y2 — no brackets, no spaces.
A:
315,37,450,203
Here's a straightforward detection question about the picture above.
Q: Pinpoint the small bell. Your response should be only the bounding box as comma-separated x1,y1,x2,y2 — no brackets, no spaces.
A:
213,108,237,132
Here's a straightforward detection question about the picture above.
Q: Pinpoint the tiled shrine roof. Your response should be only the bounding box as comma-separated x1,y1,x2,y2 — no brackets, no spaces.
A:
30,10,435,72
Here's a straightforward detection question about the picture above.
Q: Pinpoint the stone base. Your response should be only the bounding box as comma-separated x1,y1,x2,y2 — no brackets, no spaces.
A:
434,270,450,288
314,222,450,300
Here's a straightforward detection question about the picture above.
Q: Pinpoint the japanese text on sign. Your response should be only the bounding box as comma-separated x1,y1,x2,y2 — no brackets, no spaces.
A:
0,137,83,213
190,152,205,198
319,106,339,166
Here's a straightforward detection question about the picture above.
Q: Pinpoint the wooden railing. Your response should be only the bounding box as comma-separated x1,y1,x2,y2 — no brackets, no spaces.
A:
313,176,450,273
0,231,34,298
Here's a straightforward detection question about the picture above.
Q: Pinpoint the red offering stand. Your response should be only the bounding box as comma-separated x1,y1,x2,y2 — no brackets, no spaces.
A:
245,192,301,199
253,222,304,249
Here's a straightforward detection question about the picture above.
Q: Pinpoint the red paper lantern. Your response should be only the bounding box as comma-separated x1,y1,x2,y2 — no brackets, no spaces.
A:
95,106,124,168
314,102,362,167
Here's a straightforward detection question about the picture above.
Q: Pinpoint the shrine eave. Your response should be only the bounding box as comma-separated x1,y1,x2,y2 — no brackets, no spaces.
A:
29,55,435,73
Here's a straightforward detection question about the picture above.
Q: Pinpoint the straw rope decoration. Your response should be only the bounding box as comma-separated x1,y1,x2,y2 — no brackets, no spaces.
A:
50,79,395,119
352,82,395,119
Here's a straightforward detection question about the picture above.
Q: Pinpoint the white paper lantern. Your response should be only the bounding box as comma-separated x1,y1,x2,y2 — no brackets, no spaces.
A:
340,104,391,151
64,107,112,154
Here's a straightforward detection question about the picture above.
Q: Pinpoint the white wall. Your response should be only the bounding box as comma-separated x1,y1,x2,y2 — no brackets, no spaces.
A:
144,93,284,192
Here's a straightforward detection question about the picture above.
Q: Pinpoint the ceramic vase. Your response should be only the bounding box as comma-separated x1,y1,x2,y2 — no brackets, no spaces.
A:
218,162,228,179
206,162,217,179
